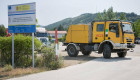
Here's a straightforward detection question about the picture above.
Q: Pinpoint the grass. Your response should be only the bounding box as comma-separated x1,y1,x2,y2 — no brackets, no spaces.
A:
0,67,48,80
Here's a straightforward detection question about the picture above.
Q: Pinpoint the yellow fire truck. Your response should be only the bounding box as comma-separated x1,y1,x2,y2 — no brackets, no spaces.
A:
63,20,135,58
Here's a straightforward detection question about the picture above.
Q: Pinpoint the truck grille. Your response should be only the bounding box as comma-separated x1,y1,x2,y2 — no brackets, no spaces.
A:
127,39,132,43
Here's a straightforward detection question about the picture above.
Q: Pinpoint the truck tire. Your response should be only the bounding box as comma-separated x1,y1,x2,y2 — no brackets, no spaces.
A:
103,44,111,59
81,50,92,55
67,44,79,57
117,52,127,57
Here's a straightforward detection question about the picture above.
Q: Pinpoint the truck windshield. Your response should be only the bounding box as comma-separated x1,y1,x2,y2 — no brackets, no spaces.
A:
122,24,133,33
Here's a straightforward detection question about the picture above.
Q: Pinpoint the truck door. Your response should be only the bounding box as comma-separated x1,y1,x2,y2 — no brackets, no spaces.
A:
93,22,105,43
105,21,121,43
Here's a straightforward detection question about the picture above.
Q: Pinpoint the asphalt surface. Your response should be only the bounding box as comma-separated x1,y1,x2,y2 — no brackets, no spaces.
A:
9,44,140,80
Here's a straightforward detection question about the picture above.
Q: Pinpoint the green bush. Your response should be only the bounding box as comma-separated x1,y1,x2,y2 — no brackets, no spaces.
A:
134,19,140,37
48,36,52,41
35,56,43,67
3,64,12,71
0,34,42,67
0,25,7,37
58,35,66,42
35,47,63,70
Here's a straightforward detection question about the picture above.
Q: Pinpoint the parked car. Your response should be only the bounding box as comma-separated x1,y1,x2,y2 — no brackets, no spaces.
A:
135,38,140,44
36,37,51,46
50,39,56,43
138,40,140,44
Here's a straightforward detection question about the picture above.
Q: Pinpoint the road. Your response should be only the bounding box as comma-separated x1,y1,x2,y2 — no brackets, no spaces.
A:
9,44,140,80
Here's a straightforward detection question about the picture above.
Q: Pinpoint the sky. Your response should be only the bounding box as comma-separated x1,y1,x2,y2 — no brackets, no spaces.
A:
0,0,140,28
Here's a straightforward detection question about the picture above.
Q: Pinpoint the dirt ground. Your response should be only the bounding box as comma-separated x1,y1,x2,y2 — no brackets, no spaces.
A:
59,42,140,67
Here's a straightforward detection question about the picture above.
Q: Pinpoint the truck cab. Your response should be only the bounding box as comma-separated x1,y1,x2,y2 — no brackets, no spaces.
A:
64,20,135,58
93,21,135,49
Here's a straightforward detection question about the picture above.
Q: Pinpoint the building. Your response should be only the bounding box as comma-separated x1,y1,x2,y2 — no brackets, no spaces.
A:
47,31,67,38
35,27,48,37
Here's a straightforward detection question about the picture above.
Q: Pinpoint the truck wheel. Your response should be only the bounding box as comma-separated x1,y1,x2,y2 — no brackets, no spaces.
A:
67,45,79,57
103,44,111,59
82,50,92,56
117,52,127,57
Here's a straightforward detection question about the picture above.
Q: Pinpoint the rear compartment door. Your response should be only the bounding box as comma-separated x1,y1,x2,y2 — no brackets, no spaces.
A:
71,25,89,43
93,22,105,43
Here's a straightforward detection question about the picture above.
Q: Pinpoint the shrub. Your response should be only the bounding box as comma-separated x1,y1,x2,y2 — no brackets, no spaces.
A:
3,64,12,71
0,34,42,67
48,36,52,41
0,25,7,37
58,35,66,42
35,56,43,67
35,47,63,70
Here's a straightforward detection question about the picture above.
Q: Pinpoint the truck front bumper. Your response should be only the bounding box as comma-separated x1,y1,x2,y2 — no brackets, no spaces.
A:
114,43,135,49
127,43,135,48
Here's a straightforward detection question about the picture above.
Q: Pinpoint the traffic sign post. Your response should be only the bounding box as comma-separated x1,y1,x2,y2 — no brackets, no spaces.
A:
8,2,36,68
12,33,14,68
32,33,34,68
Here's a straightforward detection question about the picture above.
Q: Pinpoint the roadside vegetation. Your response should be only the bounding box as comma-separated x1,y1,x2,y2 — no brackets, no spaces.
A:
0,25,7,37
134,19,140,37
0,34,64,79
58,35,66,42
95,7,127,20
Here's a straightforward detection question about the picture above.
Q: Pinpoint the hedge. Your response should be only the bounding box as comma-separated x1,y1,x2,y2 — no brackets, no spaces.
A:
0,34,42,67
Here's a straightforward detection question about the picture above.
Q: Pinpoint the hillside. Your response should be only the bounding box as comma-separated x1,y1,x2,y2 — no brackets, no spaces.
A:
44,12,140,30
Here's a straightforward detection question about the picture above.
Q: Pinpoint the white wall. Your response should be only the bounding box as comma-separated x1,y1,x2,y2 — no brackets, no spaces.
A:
49,33,66,38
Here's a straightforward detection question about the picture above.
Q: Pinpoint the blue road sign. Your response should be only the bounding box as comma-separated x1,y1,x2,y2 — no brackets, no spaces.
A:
8,2,36,33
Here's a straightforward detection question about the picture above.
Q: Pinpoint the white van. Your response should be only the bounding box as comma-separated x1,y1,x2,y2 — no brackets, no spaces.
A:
37,37,50,46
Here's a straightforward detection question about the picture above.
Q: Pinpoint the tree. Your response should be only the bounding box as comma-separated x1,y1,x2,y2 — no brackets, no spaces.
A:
95,13,103,20
119,13,127,20
36,19,38,24
95,7,117,20
0,25,6,37
36,18,40,27
134,19,140,37
106,7,116,20
57,25,64,31
103,10,108,20
48,36,52,41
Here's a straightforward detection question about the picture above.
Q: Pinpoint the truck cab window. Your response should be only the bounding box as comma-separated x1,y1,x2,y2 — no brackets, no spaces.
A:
97,24,104,32
109,23,119,37
109,23,118,32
